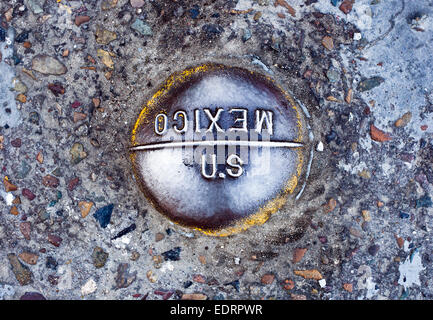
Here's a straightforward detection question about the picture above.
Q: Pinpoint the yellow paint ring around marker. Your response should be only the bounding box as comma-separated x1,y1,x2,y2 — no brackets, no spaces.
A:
130,63,307,237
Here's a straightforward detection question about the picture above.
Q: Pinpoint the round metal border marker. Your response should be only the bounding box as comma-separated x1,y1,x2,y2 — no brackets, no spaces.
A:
130,63,309,236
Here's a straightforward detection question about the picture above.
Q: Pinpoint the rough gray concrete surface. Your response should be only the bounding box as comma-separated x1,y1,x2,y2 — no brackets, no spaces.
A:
0,0,432,300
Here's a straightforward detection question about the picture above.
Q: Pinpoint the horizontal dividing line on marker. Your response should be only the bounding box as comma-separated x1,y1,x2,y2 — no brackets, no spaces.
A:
129,140,304,151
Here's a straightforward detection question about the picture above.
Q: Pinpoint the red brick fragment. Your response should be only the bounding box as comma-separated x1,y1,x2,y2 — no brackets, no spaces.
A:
11,138,22,147
293,248,307,263
261,274,275,285
20,222,31,240
370,124,392,142
42,175,60,188
48,83,65,96
48,234,62,247
75,15,91,27
68,177,80,191
339,0,353,14
22,188,36,201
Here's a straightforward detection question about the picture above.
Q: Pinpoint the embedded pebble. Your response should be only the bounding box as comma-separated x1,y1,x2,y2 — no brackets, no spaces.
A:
130,251,140,261
81,278,97,296
370,124,392,142
111,223,136,240
396,236,404,248
395,112,412,127
130,0,145,8
8,253,33,286
131,19,153,36
11,138,22,148
36,151,43,164
162,247,181,261
97,49,115,69
93,204,114,228
155,232,165,242
20,292,46,300
12,78,27,93
45,256,58,270
416,195,432,208
193,274,206,283
48,83,65,96
3,177,17,192
101,0,118,10
326,68,340,82
75,15,91,27
47,234,62,247
10,206,19,215
18,252,38,265
293,248,307,263
70,143,87,164
242,28,252,42
95,26,117,45
324,198,337,213
20,222,31,240
343,283,353,292
368,244,380,256
261,274,275,285
339,0,353,14
115,263,137,289
73,112,87,123
357,77,385,92
322,36,334,50
78,201,93,218
42,175,60,188
22,188,36,201
294,269,323,280
92,246,109,268
26,0,44,14
32,55,67,75
291,294,307,300
181,293,207,300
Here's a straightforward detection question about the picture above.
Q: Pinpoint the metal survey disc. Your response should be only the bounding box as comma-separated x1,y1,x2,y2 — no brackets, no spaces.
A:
130,63,309,236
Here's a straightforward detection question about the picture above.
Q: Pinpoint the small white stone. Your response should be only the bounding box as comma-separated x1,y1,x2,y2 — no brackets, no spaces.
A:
4,193,14,206
234,257,241,265
160,261,174,273
316,141,324,152
81,278,97,296
331,58,339,68
318,279,326,288
353,33,362,41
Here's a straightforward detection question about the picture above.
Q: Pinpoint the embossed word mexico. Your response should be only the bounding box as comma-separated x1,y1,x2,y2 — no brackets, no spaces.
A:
130,108,303,179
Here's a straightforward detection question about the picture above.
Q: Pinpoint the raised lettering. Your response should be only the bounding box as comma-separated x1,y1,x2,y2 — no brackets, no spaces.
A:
226,154,244,178
255,110,273,135
173,110,188,133
194,109,201,133
204,108,224,133
229,108,248,132
154,113,168,135
201,153,217,179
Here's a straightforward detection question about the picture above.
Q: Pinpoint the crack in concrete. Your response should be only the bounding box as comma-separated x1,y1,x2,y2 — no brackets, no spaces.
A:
364,0,406,50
